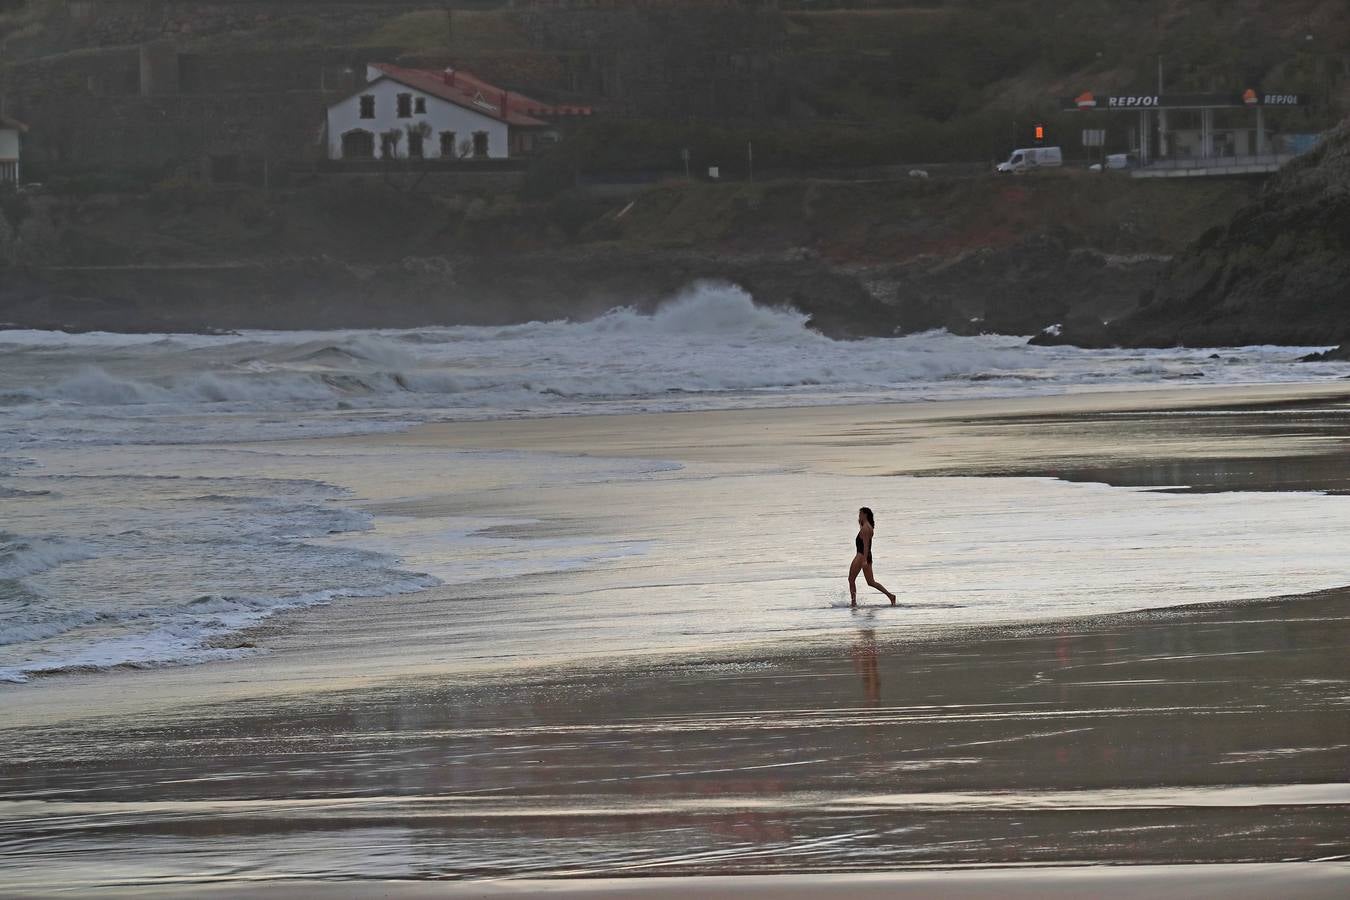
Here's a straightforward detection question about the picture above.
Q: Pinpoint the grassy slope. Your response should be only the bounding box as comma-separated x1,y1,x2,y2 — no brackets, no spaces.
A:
604,173,1253,263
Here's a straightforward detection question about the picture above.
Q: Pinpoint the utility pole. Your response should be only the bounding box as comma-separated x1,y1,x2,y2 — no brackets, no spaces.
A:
1156,54,1169,159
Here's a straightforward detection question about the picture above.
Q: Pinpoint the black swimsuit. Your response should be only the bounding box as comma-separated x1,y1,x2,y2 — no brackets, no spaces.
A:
855,533,872,564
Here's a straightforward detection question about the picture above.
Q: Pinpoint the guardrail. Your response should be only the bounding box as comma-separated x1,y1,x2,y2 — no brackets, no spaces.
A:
1131,153,1301,178
1140,153,1297,171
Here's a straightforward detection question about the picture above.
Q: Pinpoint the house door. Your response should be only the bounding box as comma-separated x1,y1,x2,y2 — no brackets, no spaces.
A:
342,129,374,159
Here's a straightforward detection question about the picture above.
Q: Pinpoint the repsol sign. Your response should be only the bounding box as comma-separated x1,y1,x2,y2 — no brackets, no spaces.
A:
1107,96,1159,108
1063,91,1305,111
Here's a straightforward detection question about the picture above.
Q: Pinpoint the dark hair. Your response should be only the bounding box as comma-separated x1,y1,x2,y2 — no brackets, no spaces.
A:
859,507,875,528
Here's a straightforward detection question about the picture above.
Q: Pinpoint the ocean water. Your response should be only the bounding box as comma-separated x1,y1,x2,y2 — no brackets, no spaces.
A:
2,282,1348,683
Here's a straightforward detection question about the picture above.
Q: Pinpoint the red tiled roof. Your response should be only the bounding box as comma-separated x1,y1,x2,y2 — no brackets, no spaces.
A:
0,114,28,132
369,63,591,127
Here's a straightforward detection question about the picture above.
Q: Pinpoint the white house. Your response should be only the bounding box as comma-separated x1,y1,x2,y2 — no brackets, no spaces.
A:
0,114,26,185
325,64,590,162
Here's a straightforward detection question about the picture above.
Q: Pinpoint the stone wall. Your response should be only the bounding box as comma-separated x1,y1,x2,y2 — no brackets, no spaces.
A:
2,47,143,101
301,168,528,194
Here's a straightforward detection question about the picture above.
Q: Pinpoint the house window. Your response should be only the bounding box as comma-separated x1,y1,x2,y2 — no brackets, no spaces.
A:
396,93,412,118
341,129,374,159
414,97,426,114
439,131,457,158
472,131,489,158
408,130,424,159
359,95,375,119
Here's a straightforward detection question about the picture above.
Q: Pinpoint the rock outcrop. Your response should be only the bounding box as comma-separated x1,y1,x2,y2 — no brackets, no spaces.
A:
1054,120,1350,348
1301,344,1350,361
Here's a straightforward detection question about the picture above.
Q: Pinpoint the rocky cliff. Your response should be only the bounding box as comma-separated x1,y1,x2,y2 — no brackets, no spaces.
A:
1049,120,1350,349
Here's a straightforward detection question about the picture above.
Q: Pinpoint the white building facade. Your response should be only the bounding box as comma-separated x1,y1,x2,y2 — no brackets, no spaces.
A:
325,64,581,162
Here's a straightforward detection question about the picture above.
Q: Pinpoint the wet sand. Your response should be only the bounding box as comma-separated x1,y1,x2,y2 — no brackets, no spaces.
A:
2,383,1349,894
89,863,1350,898
3,588,1348,892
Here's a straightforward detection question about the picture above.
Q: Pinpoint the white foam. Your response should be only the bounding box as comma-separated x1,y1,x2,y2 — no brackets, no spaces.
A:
0,470,443,682
0,570,443,683
0,534,95,581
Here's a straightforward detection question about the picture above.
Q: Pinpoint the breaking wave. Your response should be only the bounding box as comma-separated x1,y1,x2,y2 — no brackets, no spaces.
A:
0,534,95,581
0,478,440,684
7,281,1340,441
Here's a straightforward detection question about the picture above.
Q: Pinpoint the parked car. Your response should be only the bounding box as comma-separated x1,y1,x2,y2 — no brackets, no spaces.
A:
996,146,1063,173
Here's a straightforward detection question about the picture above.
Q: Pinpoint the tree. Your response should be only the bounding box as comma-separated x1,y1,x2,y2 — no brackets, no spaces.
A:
405,122,432,159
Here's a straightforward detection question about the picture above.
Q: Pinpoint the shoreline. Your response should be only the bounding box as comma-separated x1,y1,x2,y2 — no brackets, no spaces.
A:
357,379,1350,473
84,863,1350,899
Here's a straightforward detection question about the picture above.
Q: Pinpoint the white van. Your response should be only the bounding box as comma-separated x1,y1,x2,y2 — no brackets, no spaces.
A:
996,146,1063,173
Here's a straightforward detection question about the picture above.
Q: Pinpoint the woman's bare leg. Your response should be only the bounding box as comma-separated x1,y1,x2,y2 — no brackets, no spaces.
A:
848,555,864,605
864,562,896,604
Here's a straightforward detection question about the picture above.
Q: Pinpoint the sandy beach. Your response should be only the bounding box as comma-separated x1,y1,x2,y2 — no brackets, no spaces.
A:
3,383,1349,895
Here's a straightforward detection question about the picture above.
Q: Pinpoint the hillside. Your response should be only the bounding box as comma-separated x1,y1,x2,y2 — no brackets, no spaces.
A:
2,0,1346,176
0,170,1253,337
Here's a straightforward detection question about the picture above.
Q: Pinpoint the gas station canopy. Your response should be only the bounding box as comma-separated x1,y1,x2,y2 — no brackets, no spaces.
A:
1060,90,1307,111
1057,89,1310,175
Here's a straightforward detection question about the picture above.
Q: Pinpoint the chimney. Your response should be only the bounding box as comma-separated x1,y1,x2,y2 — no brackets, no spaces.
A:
443,67,455,87
500,90,509,117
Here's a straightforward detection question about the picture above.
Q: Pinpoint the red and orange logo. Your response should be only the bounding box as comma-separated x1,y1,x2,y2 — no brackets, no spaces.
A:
1075,91,1097,109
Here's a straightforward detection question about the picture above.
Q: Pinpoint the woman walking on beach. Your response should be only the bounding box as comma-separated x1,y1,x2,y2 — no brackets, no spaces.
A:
850,507,896,607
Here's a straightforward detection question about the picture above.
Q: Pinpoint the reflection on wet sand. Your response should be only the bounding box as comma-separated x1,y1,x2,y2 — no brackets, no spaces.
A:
2,590,1347,889
851,628,881,707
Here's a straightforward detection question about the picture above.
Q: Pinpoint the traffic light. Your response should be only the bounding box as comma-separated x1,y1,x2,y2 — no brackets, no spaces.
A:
1034,124,1046,144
